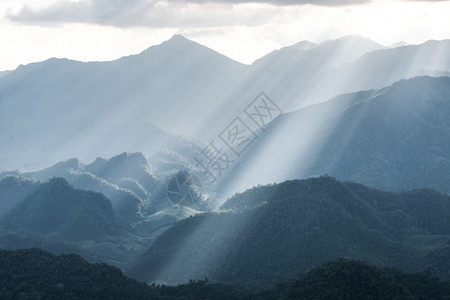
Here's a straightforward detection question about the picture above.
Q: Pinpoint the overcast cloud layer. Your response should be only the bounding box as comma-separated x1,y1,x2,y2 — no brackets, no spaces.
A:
5,0,376,28
177,0,370,5
6,0,449,29
1,0,450,71
7,0,272,28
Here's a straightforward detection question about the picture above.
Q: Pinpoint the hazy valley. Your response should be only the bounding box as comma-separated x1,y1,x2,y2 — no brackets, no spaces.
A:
1,34,450,298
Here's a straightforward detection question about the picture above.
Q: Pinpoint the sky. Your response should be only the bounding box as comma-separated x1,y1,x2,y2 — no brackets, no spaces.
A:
1,0,450,71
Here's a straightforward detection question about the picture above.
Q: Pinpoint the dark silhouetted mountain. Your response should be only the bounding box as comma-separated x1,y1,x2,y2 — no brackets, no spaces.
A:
0,230,102,263
1,248,449,299
2,153,157,221
67,171,147,223
0,248,156,299
129,177,450,286
0,158,201,271
0,177,157,269
0,178,128,241
1,151,208,222
278,259,450,300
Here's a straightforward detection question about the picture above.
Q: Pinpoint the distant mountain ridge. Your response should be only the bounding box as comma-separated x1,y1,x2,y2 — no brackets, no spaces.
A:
1,153,155,223
0,153,202,270
215,76,450,199
2,35,450,172
1,34,450,297
0,150,213,217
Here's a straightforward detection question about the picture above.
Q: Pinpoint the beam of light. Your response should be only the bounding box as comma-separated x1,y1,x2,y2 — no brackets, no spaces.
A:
2,11,450,283
146,32,450,282
143,38,387,282
147,209,254,284
209,37,450,204
144,91,365,283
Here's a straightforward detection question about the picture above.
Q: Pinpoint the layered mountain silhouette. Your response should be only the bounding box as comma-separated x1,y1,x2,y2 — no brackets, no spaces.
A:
0,35,239,170
0,153,202,269
0,248,157,299
270,38,450,106
1,155,150,223
217,76,450,199
249,35,386,109
129,176,450,286
0,177,128,241
1,34,450,295
1,35,450,172
0,151,210,219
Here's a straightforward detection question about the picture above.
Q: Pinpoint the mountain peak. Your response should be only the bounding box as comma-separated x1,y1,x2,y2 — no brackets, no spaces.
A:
320,35,382,48
110,152,148,167
390,41,408,48
170,34,189,41
162,34,196,47
274,40,317,53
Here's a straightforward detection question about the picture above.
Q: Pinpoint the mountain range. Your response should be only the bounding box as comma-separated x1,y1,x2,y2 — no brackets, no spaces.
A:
1,172,449,289
0,169,199,269
1,34,450,294
129,176,450,286
215,76,450,200
1,35,450,172
2,248,449,299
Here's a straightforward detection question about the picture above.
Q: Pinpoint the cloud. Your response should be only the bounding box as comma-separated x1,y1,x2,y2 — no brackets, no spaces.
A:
7,0,152,27
5,0,371,28
8,0,448,29
173,0,370,6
